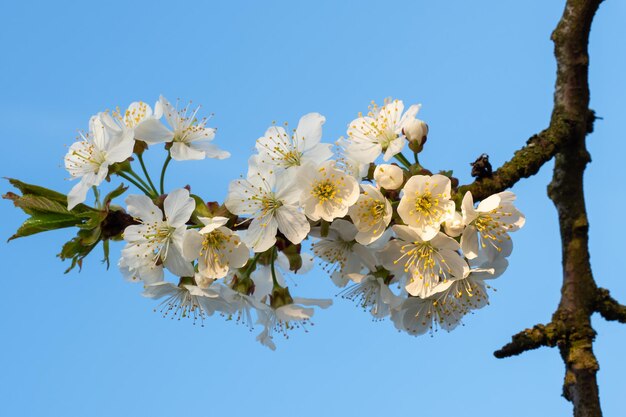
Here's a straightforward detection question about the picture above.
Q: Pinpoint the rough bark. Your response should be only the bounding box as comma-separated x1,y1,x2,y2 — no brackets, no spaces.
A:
456,0,626,416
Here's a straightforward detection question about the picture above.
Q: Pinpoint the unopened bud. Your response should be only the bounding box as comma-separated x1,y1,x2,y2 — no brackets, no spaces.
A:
403,119,429,152
374,164,404,190
443,211,465,238
270,286,294,309
232,275,255,296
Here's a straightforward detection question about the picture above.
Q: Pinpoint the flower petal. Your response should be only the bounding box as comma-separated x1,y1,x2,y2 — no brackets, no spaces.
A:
134,118,174,144
296,112,325,151
125,194,162,223
275,205,310,245
164,188,195,228
170,142,205,161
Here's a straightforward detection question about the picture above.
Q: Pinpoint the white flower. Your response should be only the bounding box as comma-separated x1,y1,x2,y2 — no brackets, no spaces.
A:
113,100,163,131
402,118,428,147
298,161,360,222
182,216,249,280
118,256,164,285
134,95,230,161
345,99,420,163
214,283,271,330
397,174,455,240
256,297,332,351
312,219,378,287
121,188,195,278
225,164,310,252
373,164,404,190
348,184,392,245
143,281,232,324
255,113,331,171
468,249,509,280
391,292,464,336
380,226,468,298
340,273,403,320
65,113,134,209
430,274,490,321
460,191,525,259
391,251,508,337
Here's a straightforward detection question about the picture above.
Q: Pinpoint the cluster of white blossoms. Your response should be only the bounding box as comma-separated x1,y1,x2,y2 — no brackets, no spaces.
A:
61,96,525,349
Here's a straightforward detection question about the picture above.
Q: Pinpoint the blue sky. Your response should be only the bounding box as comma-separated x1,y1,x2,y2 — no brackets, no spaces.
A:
1,1,625,416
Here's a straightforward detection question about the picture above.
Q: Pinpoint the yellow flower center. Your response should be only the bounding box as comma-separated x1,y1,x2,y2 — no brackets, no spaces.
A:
312,179,339,202
415,192,435,214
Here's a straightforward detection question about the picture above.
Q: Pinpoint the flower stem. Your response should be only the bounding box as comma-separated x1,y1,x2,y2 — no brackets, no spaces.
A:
92,186,100,207
270,247,280,288
117,172,153,196
159,154,172,195
243,253,262,278
394,152,412,169
126,169,155,196
137,154,159,195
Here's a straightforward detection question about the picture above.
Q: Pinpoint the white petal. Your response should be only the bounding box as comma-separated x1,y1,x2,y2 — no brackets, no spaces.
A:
275,206,310,245
182,229,204,262
296,112,325,151
164,244,195,277
461,191,478,224
301,143,333,165
460,226,479,259
198,216,229,234
476,193,501,213
125,194,162,222
292,297,332,309
382,137,406,161
170,142,205,161
244,216,278,253
189,141,230,159
67,179,91,209
134,118,174,144
164,188,195,228
251,265,273,301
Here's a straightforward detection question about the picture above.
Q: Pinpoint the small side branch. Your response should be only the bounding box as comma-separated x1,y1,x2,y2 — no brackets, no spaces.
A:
459,120,571,202
494,323,561,359
596,288,626,323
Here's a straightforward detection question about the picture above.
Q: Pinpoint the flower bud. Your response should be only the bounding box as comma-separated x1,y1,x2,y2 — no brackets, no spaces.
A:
403,118,428,152
270,286,294,309
443,211,465,238
374,164,404,190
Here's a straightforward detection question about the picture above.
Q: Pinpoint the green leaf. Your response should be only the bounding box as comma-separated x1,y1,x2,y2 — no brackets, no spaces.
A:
5,178,92,213
191,194,213,219
102,183,128,207
10,194,72,215
8,213,85,241
58,232,101,273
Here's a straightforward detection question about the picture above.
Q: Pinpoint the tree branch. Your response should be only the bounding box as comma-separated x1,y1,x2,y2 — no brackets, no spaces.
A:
494,323,562,359
458,116,573,202
490,1,606,416
595,288,626,323
457,0,601,203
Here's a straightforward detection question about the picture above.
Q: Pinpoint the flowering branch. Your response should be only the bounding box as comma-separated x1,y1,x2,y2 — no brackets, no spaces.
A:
2,0,620,415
